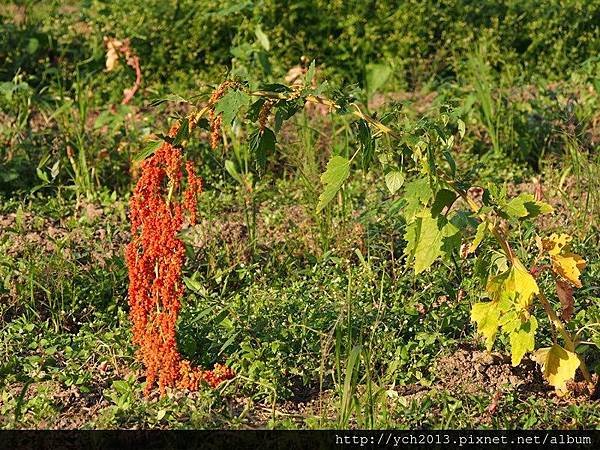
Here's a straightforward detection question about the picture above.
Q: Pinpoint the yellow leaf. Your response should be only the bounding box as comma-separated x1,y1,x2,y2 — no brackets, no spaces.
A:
509,316,537,366
552,252,586,288
540,233,570,256
486,259,539,309
533,344,580,392
540,233,586,287
471,302,500,350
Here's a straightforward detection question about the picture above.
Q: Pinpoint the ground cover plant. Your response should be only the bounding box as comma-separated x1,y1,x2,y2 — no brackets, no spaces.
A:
1,0,599,430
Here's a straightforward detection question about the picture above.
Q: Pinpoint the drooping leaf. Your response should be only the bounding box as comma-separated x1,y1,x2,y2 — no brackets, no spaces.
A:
134,140,163,162
407,211,460,274
509,316,537,366
540,234,586,288
384,171,404,194
468,221,488,254
486,259,539,310
471,301,500,350
247,98,266,122
215,89,251,125
249,128,276,171
431,189,457,216
172,118,189,147
274,99,303,132
556,279,574,322
533,344,580,392
353,120,375,170
316,155,350,212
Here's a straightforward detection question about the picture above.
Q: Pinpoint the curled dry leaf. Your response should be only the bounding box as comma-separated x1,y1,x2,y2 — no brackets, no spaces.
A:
556,279,574,322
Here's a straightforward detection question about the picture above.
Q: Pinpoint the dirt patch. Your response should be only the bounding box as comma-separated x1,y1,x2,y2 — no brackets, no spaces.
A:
434,345,547,396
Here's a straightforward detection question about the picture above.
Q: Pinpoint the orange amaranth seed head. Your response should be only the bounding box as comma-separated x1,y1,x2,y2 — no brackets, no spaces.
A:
208,81,234,150
125,123,233,395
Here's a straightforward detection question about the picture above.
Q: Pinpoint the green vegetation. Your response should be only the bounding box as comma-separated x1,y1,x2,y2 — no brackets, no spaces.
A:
1,0,599,429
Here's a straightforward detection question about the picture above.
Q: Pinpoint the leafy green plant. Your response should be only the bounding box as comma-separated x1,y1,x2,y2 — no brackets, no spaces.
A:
142,66,595,396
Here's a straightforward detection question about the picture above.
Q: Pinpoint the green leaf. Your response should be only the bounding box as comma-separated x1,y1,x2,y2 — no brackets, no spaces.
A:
354,120,374,170
501,193,553,219
384,171,404,194
224,160,243,185
173,118,189,147
431,189,457,216
249,128,276,171
316,155,350,213
215,90,251,125
275,99,302,132
402,178,433,223
255,25,270,51
247,98,266,122
366,63,392,97
134,140,163,162
468,221,488,254
406,211,459,274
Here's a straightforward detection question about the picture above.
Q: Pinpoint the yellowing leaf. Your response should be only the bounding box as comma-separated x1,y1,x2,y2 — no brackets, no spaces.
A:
540,233,570,256
533,345,580,392
552,252,586,288
509,316,537,366
486,259,539,310
471,302,500,350
540,234,586,287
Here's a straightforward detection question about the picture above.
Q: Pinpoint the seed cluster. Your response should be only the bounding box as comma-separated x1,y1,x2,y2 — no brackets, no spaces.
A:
126,124,233,395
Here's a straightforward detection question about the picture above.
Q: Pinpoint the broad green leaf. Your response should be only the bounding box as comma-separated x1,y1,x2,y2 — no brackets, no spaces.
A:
509,316,537,366
468,221,488,254
533,344,580,392
501,193,553,219
402,178,433,223
215,90,251,125
409,211,459,274
471,302,500,350
366,63,392,97
384,171,404,194
431,189,457,216
316,155,350,212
